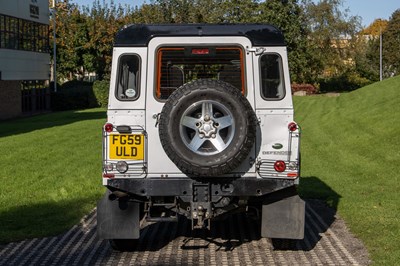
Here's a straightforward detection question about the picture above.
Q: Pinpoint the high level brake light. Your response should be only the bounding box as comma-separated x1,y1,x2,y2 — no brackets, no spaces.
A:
192,48,209,55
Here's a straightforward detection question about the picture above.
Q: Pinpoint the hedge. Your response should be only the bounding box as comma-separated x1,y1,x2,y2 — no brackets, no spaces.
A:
51,80,110,111
92,80,110,108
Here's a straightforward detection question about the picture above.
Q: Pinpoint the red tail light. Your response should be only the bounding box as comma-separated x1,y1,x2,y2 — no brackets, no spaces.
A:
104,123,113,133
274,160,286,172
288,122,298,132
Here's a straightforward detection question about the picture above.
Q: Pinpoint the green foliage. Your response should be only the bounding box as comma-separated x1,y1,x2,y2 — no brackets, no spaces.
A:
303,0,362,81
257,0,314,83
382,9,400,77
92,80,110,108
50,0,375,88
296,76,400,265
318,70,372,92
51,80,97,111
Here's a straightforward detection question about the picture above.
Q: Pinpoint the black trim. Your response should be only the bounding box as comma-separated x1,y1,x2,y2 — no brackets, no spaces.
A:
114,24,285,47
106,177,295,199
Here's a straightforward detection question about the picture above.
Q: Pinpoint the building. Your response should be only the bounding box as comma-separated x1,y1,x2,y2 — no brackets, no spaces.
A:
0,0,50,120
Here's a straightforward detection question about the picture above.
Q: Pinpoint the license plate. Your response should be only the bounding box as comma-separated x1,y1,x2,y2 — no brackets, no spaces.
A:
109,134,144,160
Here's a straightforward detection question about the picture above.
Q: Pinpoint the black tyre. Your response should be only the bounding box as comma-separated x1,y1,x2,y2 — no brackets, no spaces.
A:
109,239,138,252
271,238,298,250
159,79,257,177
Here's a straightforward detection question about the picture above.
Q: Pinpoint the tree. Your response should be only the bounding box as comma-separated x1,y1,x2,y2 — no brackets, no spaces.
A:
383,9,400,77
361,19,388,37
83,1,129,80
356,19,388,82
303,0,362,78
51,1,89,81
257,0,315,83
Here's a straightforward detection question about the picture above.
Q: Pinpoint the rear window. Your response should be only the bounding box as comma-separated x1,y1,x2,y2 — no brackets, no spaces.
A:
116,54,140,101
156,46,245,99
260,54,285,100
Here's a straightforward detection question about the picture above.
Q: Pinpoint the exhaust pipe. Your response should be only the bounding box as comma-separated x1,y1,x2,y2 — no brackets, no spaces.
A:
108,191,129,201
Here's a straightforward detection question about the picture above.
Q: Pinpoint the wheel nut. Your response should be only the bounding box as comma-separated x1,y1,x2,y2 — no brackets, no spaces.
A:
199,133,205,139
211,134,216,138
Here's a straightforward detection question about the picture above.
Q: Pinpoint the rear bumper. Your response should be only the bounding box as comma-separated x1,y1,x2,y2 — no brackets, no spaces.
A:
105,177,297,200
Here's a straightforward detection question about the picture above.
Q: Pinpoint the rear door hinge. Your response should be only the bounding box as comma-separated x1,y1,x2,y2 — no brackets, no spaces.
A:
246,47,266,56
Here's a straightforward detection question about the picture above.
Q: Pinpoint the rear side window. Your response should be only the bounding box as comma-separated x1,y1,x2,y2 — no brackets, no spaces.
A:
116,54,140,101
156,46,245,100
260,54,285,100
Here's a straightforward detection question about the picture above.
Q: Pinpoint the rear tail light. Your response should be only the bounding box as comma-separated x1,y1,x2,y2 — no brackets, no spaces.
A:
104,123,113,133
288,122,298,132
274,160,286,172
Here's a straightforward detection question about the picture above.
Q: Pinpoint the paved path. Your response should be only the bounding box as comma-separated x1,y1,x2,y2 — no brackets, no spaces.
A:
0,201,368,265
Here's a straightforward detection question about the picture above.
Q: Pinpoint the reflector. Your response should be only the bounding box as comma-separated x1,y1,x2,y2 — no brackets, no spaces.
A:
288,122,297,132
103,173,115,178
105,123,113,133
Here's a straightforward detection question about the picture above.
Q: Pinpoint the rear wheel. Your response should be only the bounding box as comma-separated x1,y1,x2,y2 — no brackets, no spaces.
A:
109,239,138,252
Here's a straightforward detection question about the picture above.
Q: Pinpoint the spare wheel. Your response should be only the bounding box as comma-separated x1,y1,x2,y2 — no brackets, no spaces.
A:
158,79,257,177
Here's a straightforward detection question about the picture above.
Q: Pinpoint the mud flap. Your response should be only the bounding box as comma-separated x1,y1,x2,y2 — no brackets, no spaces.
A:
97,191,139,239
261,192,305,239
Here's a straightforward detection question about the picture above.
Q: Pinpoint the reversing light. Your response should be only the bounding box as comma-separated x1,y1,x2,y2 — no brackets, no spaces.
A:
104,123,113,133
288,162,298,170
274,160,286,172
116,161,128,173
104,163,113,171
288,122,298,132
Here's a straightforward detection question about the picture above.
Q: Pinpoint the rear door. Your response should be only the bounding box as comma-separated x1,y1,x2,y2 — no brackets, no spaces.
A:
145,37,256,177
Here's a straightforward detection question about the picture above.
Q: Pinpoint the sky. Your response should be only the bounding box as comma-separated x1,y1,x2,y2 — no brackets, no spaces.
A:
71,0,399,27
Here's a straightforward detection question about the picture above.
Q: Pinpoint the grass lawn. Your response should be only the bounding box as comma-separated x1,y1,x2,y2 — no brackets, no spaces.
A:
0,77,399,265
0,109,106,243
295,76,400,265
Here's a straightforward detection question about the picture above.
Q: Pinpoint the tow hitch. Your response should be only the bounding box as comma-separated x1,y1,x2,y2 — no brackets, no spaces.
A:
191,183,211,229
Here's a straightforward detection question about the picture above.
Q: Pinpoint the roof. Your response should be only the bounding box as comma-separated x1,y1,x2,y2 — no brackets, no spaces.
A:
114,24,285,47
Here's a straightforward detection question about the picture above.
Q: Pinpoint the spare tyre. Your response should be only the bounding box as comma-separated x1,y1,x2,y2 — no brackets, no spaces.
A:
159,79,257,177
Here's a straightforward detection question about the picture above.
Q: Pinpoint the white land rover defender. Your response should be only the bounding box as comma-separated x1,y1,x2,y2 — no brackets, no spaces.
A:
97,24,305,251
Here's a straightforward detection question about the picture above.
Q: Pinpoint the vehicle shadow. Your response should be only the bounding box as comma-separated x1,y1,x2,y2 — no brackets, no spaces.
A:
0,109,106,138
133,176,341,252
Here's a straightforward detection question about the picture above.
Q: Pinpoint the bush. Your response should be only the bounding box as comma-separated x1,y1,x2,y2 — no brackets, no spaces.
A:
319,72,373,93
51,80,97,111
92,80,110,108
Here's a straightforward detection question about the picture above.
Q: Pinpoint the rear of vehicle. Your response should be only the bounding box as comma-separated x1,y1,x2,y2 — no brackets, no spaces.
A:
97,24,304,250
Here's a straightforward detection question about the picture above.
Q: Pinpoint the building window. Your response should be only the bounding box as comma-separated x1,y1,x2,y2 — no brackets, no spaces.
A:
21,80,50,113
0,14,49,53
